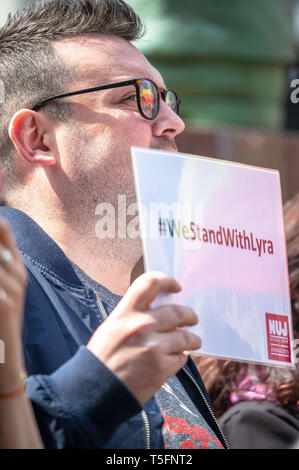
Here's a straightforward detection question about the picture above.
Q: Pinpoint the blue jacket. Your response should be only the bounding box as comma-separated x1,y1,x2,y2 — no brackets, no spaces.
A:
1,206,227,449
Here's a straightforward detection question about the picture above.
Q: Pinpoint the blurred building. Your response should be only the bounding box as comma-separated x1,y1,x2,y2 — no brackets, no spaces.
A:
128,0,296,130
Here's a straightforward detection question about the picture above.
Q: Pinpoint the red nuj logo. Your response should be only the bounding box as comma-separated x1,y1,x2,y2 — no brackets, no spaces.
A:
265,313,291,363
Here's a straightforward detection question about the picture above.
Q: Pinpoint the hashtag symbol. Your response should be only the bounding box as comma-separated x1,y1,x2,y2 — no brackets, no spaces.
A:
158,217,167,237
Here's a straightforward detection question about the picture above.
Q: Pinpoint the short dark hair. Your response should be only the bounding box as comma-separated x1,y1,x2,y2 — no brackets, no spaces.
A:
0,0,144,183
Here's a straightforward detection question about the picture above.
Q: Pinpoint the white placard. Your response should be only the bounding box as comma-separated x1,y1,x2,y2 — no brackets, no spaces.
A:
131,146,294,367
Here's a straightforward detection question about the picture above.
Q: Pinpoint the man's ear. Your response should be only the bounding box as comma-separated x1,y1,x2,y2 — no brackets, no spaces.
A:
9,109,57,166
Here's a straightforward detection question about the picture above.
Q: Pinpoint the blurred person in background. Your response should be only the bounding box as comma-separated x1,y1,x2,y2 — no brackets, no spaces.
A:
0,210,42,448
194,191,299,449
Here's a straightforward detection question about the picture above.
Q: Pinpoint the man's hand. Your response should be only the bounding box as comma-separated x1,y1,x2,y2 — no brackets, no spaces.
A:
87,271,201,405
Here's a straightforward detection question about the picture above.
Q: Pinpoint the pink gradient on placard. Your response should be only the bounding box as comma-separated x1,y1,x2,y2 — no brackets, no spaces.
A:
176,165,288,304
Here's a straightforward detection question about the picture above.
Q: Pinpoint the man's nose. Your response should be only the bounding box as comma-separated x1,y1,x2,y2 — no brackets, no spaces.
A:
151,98,185,139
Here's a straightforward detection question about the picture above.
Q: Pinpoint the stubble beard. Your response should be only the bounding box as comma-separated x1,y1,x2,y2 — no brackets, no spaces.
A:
61,134,178,265
62,147,142,265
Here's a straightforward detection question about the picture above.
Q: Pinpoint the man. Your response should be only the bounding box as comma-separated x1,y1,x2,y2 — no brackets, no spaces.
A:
0,0,227,449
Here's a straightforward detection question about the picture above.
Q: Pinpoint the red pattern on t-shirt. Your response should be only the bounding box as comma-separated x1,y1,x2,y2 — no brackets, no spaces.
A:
161,410,223,449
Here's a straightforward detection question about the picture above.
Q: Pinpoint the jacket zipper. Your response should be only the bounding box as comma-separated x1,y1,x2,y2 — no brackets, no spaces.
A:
93,289,151,449
182,366,229,449
93,290,108,320
141,410,151,449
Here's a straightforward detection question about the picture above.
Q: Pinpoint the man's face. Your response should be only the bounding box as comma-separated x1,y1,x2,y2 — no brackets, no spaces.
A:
48,35,185,232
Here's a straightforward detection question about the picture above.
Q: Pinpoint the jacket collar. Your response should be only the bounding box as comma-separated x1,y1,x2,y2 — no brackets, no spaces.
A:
1,206,82,286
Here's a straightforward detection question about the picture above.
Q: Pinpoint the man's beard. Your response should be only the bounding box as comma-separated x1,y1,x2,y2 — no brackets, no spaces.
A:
150,136,178,153
59,133,178,249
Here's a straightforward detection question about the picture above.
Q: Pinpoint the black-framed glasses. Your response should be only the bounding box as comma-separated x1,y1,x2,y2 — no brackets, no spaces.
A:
32,78,180,120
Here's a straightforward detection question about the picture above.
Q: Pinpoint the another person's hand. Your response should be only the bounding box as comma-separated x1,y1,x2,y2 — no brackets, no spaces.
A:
0,217,43,449
87,271,201,404
0,218,28,395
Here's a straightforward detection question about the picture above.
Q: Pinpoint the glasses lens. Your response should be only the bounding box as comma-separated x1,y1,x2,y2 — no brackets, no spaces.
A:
139,79,158,119
165,90,178,114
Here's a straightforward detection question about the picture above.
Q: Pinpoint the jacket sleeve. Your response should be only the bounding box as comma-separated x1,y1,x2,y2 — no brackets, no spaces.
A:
26,346,142,449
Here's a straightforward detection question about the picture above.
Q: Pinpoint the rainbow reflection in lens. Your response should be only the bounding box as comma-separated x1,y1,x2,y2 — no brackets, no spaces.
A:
139,79,158,119
165,90,177,113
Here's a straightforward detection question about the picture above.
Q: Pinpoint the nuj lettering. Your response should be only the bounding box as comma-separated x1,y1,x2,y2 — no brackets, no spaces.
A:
269,320,288,337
